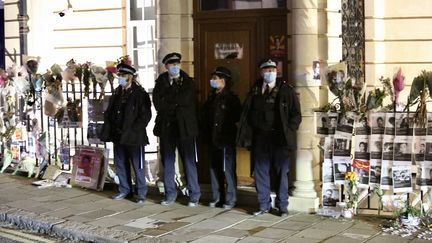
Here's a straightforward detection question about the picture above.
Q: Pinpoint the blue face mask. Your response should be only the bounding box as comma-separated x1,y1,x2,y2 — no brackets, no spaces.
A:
118,77,128,87
263,72,277,83
168,66,180,77
210,79,219,89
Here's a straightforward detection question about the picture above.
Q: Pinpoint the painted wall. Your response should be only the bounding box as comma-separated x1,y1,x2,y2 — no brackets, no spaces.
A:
365,0,432,104
4,0,124,71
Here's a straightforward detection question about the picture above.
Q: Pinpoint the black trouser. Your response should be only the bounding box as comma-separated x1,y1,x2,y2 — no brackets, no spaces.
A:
253,133,290,210
160,136,201,201
209,145,237,205
114,144,147,198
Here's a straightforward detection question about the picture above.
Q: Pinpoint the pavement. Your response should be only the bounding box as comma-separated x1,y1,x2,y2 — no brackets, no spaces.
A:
0,173,428,243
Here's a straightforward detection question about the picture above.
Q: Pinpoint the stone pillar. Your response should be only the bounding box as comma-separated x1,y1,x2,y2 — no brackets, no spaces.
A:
156,0,194,75
156,0,194,194
288,0,321,213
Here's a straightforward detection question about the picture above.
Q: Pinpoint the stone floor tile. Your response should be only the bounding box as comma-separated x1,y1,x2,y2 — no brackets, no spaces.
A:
236,236,277,243
190,234,239,243
113,208,161,221
125,217,160,229
65,215,93,223
5,199,45,210
43,207,77,218
252,228,297,239
149,211,191,221
110,225,145,233
410,239,432,243
176,210,223,223
157,221,190,231
365,235,410,243
322,236,364,243
139,228,169,237
279,236,321,243
77,209,117,219
293,228,339,240
340,227,379,240
160,229,213,242
287,214,325,223
88,216,129,228
272,220,313,231
311,219,354,233
232,219,274,230
214,228,250,238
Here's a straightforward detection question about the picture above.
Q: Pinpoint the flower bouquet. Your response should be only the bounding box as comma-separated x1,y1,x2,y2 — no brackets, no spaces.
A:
343,171,359,218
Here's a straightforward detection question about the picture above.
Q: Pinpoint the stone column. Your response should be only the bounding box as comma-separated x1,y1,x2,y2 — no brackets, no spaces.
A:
156,0,194,194
288,0,321,213
156,0,193,75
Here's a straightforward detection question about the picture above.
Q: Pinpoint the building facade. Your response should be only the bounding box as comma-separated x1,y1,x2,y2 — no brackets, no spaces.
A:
2,0,432,212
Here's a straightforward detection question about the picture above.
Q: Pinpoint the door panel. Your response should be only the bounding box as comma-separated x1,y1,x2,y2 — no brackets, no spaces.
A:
194,8,287,185
197,23,256,185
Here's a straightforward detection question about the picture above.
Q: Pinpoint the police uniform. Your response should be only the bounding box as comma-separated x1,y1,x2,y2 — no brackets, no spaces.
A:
200,66,241,209
153,52,201,207
237,59,302,216
102,63,152,203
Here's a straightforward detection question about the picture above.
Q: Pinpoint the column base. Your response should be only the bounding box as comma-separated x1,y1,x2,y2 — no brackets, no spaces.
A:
288,196,319,213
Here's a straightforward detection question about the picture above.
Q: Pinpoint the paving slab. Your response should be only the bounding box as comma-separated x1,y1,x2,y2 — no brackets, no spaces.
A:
287,214,325,223
77,208,118,219
280,236,321,243
88,216,129,228
311,219,354,233
272,220,313,231
113,208,162,221
160,228,213,242
42,207,77,218
157,221,190,231
252,227,297,240
293,228,341,240
365,235,410,243
340,227,379,239
236,236,277,243
125,217,161,229
190,234,239,243
111,225,145,233
322,235,364,243
232,219,274,230
213,228,250,238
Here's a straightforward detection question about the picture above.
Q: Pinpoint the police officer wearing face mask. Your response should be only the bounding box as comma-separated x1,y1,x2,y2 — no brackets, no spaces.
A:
200,66,241,209
101,62,152,204
237,59,302,217
153,52,201,207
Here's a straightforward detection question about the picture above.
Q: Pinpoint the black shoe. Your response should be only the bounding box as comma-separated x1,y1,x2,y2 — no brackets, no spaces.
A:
161,199,176,206
112,192,131,200
253,209,269,216
279,208,289,217
209,200,219,208
223,203,235,209
188,200,199,208
136,197,145,204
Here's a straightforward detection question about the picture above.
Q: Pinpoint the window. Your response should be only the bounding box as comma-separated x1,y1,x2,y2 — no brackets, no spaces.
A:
200,0,286,11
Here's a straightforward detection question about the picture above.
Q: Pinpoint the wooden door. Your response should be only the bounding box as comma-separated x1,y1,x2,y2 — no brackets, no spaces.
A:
194,9,287,185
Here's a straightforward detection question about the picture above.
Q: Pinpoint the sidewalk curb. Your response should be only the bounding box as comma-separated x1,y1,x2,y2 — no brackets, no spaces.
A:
0,205,170,243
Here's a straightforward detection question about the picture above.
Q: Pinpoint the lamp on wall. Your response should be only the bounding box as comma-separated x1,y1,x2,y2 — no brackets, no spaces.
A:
58,0,73,17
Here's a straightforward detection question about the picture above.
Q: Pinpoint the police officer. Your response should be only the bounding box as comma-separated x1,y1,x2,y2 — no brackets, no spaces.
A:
153,52,201,207
200,66,241,209
237,59,302,217
102,62,152,204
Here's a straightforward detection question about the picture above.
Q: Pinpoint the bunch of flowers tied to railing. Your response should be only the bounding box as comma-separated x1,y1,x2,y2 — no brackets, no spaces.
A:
344,171,359,213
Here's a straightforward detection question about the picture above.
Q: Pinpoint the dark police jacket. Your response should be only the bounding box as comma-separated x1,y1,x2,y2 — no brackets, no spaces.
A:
101,82,152,145
200,89,242,148
153,70,199,139
237,79,302,150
